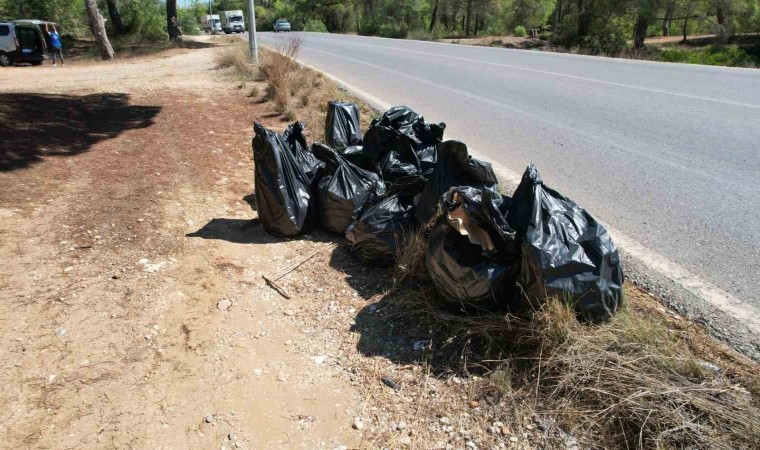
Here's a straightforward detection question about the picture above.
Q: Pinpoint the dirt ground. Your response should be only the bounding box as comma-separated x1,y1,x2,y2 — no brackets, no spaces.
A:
0,39,558,450
0,43,370,449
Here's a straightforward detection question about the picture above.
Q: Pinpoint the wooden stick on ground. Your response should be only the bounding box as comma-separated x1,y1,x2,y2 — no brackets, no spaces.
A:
262,241,337,299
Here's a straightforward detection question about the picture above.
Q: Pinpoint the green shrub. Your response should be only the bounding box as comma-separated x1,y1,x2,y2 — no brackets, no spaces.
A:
179,12,201,36
538,31,552,41
303,19,328,33
658,45,757,67
377,22,409,39
513,25,527,37
584,29,628,55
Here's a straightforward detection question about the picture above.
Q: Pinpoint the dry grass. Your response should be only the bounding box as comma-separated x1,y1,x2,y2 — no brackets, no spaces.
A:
383,236,760,449
214,44,256,79
256,34,376,140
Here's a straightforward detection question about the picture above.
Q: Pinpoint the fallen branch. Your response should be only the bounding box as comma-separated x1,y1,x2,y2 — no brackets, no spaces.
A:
262,241,338,299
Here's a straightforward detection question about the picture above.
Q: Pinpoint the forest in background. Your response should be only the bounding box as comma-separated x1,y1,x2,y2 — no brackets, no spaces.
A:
1,0,759,60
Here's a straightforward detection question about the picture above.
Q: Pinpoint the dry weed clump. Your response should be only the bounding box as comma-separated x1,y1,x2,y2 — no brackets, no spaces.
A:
214,45,254,78
385,236,760,449
257,34,376,140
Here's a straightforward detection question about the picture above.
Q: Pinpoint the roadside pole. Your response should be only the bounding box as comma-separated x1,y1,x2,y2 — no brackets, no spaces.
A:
247,0,258,64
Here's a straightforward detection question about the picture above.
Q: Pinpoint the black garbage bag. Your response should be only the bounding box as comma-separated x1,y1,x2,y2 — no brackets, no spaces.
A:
507,164,624,322
283,121,322,183
325,101,362,149
339,145,364,167
312,143,386,234
416,140,499,225
345,194,416,266
252,122,321,237
361,106,445,182
426,186,520,312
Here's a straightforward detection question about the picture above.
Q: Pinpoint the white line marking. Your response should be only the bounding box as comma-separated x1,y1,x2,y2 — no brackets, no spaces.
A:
300,35,760,110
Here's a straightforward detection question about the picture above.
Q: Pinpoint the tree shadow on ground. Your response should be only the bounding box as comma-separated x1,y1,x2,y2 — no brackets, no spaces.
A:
0,93,160,171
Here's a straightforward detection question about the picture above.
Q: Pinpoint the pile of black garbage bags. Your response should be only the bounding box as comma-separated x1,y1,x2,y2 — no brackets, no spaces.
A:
252,101,624,322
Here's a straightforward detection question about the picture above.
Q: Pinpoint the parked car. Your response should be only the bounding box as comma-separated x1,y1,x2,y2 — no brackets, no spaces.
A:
0,20,49,67
273,19,291,32
221,10,245,34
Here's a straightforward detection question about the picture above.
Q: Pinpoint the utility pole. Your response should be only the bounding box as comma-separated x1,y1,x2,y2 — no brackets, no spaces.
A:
247,0,258,64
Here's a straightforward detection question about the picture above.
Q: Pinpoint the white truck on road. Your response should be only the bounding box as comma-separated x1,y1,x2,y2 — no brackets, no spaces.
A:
220,10,245,34
201,15,221,34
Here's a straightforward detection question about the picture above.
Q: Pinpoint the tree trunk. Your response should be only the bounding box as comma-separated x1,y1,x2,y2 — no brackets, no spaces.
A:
682,17,688,42
465,0,473,35
461,13,465,32
577,0,592,39
716,5,728,44
632,14,649,50
84,0,114,60
662,5,673,36
442,13,448,30
429,0,439,32
166,0,179,41
106,0,124,35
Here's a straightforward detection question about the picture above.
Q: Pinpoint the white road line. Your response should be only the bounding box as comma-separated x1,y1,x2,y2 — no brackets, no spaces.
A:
300,45,754,190
301,35,760,111
263,39,760,335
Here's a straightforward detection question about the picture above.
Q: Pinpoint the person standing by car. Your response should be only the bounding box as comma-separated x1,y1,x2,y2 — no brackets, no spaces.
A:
45,23,64,67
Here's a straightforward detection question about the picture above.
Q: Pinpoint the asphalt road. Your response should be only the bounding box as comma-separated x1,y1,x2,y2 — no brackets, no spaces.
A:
252,32,760,320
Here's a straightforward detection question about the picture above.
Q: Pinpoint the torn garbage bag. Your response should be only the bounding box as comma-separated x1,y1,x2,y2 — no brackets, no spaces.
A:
416,140,499,225
252,122,321,237
345,194,416,266
312,143,386,234
507,164,624,323
426,186,520,312
325,101,362,149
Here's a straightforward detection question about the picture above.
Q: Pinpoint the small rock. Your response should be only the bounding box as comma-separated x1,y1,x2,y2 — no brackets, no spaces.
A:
47,374,57,383
186,220,195,227
468,400,479,408
217,299,233,311
698,360,721,373
137,218,145,222
352,417,364,430
204,415,214,423
56,328,67,338
283,309,295,317
401,436,412,446
501,426,510,436
312,355,327,365
253,368,263,376
397,420,407,431
138,258,149,265
465,441,477,449
285,339,293,345
439,417,451,425
413,340,429,351
63,266,73,273
526,424,534,431
509,436,518,443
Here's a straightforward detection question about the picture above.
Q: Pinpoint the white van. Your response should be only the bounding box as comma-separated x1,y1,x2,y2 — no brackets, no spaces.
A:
221,10,245,34
201,15,221,34
0,21,49,67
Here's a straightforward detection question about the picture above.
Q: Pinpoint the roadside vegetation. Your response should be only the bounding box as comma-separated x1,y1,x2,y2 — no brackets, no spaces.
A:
218,35,760,448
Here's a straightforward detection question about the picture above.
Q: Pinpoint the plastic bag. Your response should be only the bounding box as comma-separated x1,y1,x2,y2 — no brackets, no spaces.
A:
507,164,624,322
312,143,386,234
283,121,322,183
426,186,519,312
325,101,362,149
345,194,416,266
416,140,499,225
361,106,445,182
252,122,321,237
